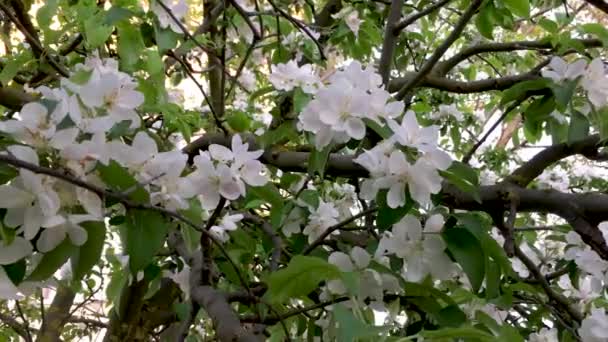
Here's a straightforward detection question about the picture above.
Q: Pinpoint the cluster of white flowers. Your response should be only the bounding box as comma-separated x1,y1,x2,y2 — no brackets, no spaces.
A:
355,111,451,208
376,214,454,282
326,246,400,301
0,54,269,298
542,57,608,108
302,199,339,243
298,61,404,149
268,60,321,94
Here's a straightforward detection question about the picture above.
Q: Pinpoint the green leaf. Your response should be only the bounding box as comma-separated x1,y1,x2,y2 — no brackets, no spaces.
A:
260,121,298,147
502,0,530,18
500,79,550,106
226,111,251,132
551,80,577,111
3,259,26,285
436,304,467,327
442,227,486,293
308,144,332,177
376,190,413,230
0,52,31,86
36,0,59,30
581,23,608,46
293,88,312,113
421,326,494,341
97,160,149,203
265,256,341,303
248,183,284,209
568,111,590,143
333,304,387,342
27,239,76,282
84,14,113,48
104,7,135,25
71,221,106,281
120,209,168,273
154,22,179,53
364,118,392,140
538,18,558,32
475,4,495,39
0,164,18,184
145,49,164,77
440,163,481,203
117,22,145,71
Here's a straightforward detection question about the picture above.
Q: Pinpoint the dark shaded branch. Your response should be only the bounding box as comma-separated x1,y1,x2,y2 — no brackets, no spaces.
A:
388,65,543,94
394,0,483,99
0,312,31,340
508,134,605,187
378,0,404,85
0,2,68,77
513,245,583,322
583,0,608,14
436,38,602,76
240,297,350,324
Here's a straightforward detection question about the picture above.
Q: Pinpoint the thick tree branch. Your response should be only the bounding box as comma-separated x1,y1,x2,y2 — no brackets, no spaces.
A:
508,134,605,187
435,38,602,76
583,0,608,14
378,0,404,85
36,284,76,342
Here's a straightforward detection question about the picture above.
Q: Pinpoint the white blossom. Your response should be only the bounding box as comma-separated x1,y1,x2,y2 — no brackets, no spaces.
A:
210,213,244,242
579,308,608,342
302,200,339,243
151,0,188,34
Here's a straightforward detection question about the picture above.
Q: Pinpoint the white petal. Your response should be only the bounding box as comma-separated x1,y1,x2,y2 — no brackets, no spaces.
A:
424,214,444,233
209,145,234,162
67,225,88,246
0,267,22,299
50,128,79,149
345,118,366,140
7,145,39,165
23,205,43,240
0,185,33,208
37,227,67,253
0,237,32,264
387,182,405,209
328,252,354,272
350,246,371,269
77,190,103,218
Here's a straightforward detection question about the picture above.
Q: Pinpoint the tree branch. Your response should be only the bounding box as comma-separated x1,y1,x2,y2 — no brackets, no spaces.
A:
378,0,404,85
392,0,452,34
36,284,76,342
583,0,608,14
394,0,482,99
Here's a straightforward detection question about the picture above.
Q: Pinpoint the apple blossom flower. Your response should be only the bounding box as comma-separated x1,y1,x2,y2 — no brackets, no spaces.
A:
376,214,454,282
527,327,558,342
0,102,78,150
151,0,188,34
268,60,321,94
0,237,33,265
581,58,608,108
579,308,608,342
36,214,97,252
541,57,586,83
0,146,62,240
210,213,244,242
302,200,340,243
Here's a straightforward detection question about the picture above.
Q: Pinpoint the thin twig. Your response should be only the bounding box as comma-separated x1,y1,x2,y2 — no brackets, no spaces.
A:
303,206,377,255
15,300,32,342
394,0,483,100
